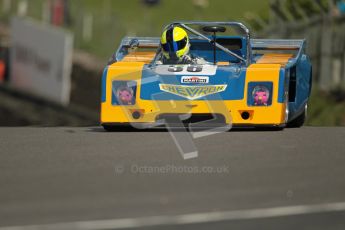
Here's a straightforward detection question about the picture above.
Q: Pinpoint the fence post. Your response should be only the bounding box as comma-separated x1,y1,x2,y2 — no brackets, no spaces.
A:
332,58,342,87
42,0,51,24
2,0,11,14
319,18,333,90
342,52,345,89
17,0,28,17
340,22,345,89
82,12,93,42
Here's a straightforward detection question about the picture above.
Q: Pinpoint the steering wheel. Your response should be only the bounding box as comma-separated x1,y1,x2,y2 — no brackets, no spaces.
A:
202,26,227,64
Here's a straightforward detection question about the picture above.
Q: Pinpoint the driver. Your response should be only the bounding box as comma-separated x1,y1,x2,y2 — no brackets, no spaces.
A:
159,26,207,65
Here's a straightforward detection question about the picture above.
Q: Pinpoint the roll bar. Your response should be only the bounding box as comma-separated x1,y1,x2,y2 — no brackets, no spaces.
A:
168,21,252,66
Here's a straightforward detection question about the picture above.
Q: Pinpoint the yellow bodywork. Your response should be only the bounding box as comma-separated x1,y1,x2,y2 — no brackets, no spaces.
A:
256,53,293,66
101,54,290,126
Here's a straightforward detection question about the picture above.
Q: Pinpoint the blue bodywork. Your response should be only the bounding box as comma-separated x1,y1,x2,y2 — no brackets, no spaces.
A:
140,66,246,101
286,54,312,120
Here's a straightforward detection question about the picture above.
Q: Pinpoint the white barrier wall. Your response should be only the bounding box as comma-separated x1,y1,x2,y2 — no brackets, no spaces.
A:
10,17,73,105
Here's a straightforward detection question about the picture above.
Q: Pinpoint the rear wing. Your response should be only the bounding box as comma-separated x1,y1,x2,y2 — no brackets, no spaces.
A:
111,37,307,66
119,37,160,49
111,37,159,64
251,39,306,67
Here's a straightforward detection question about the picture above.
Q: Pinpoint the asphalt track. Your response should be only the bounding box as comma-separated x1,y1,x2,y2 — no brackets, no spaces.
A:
0,127,345,229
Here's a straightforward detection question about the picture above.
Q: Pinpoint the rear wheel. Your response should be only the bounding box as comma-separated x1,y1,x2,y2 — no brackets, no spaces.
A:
287,105,307,128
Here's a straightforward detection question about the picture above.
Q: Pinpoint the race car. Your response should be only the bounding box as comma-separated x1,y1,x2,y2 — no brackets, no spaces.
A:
100,21,312,131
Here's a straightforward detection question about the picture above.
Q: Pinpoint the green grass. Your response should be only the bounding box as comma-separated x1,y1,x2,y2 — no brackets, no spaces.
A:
307,89,345,126
0,0,270,59
70,0,270,59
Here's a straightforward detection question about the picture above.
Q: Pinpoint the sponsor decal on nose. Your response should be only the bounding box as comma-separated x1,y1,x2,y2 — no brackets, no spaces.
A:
181,76,209,84
159,84,227,100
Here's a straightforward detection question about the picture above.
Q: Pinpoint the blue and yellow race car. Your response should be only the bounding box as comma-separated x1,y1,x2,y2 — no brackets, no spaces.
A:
100,21,312,131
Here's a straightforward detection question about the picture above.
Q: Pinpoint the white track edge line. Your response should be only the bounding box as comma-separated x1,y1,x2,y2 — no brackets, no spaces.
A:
1,201,345,230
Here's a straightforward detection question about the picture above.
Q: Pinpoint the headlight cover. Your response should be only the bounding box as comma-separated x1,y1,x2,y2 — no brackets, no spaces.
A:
112,81,137,105
247,82,273,106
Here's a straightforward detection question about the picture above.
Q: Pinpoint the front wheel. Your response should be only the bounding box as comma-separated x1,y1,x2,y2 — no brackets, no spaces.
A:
102,125,120,132
287,105,307,128
102,124,134,132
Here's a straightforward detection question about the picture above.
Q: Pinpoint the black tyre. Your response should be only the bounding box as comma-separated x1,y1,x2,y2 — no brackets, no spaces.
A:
102,124,134,132
102,125,120,132
287,106,306,128
254,125,285,131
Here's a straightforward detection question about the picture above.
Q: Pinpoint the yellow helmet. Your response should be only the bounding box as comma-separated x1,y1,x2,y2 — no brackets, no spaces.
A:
161,26,190,60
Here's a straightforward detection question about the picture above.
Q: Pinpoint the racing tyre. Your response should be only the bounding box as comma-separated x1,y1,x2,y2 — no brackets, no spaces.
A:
103,125,119,132
287,105,307,128
102,124,133,132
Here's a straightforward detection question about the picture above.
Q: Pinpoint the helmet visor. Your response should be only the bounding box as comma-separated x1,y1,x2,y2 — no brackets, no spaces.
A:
176,37,187,50
162,37,188,53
